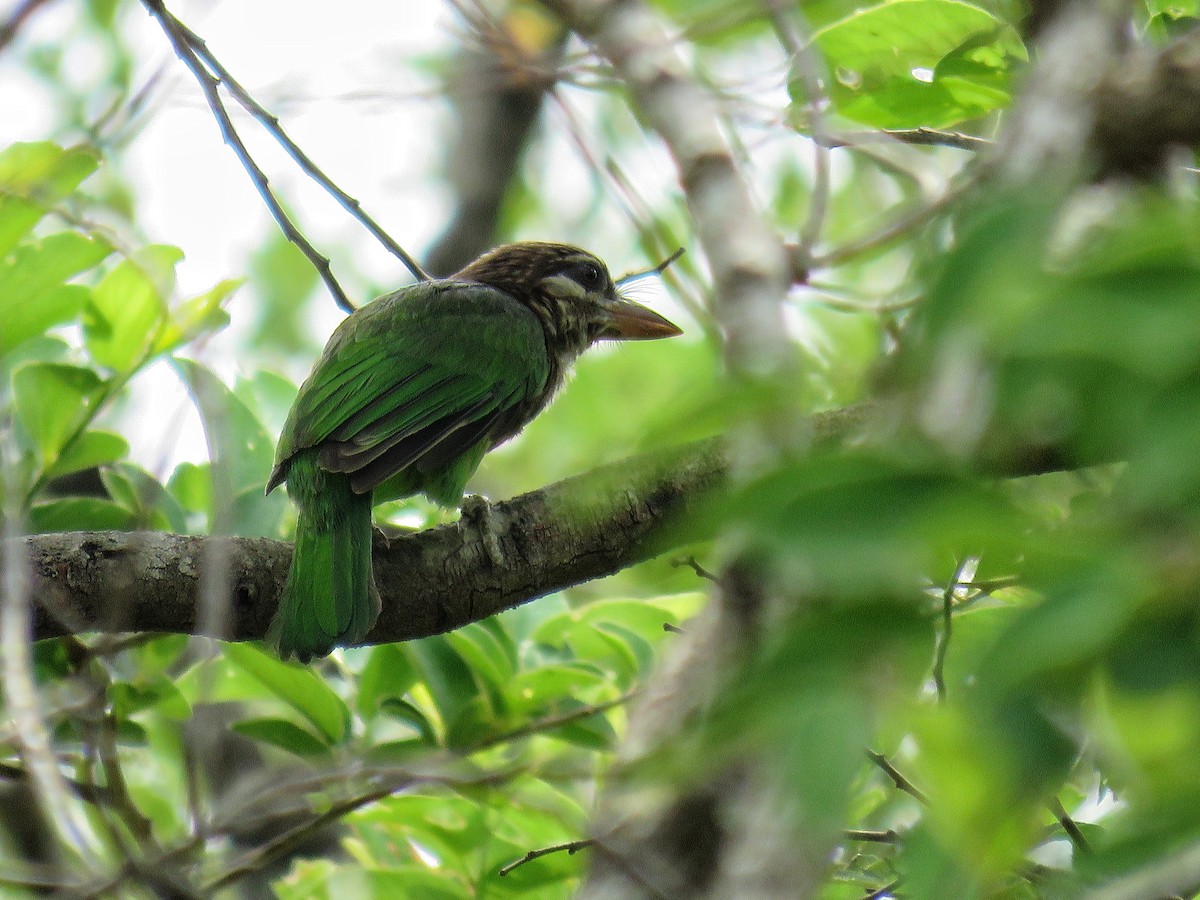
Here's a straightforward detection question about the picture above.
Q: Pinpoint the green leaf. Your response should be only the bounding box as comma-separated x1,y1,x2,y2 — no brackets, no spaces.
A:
552,720,618,751
0,233,112,354
84,244,178,371
153,278,240,355
232,717,332,757
167,461,212,518
224,642,349,745
27,497,135,532
101,463,187,532
278,868,472,900
0,143,100,256
407,636,487,741
445,622,516,689
47,429,128,479
171,358,276,497
505,665,611,716
109,678,190,721
378,698,438,745
805,0,1024,129
358,644,419,718
11,362,104,466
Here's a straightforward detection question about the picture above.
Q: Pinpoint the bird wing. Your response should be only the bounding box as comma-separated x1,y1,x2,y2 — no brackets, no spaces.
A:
268,281,548,495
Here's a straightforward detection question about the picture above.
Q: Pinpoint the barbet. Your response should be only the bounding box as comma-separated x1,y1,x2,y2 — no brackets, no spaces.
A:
266,242,683,660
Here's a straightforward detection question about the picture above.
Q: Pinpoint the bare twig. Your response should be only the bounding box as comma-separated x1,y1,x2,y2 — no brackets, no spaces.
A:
671,555,719,583
932,556,979,702
205,768,515,893
866,749,929,806
864,879,902,900
764,0,830,263
471,690,636,751
499,838,594,876
0,0,55,54
161,6,431,282
1050,797,1091,855
806,178,968,270
826,128,994,152
844,829,900,844
140,0,358,314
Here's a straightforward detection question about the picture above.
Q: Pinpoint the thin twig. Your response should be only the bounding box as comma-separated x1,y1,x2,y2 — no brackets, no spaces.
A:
864,879,902,899
844,828,900,844
140,0,356,313
499,838,594,876
162,9,430,282
825,128,994,152
671,554,719,583
1050,797,1091,855
932,557,978,702
471,690,635,751
765,0,830,261
807,181,966,270
0,0,54,53
866,749,929,806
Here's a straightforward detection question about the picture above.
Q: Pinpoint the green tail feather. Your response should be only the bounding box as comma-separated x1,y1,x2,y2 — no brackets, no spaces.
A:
268,455,380,662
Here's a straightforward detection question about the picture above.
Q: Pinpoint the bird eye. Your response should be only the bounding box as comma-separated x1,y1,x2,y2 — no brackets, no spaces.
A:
573,262,604,291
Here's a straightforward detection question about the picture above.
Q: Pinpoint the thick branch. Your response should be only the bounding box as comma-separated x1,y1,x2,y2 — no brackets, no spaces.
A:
14,397,1084,646
17,409,877,644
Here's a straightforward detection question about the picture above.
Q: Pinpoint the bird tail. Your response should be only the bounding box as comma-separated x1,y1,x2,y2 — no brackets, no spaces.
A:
268,464,380,662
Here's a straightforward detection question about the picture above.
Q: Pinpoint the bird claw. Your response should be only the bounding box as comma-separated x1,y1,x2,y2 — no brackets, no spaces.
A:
460,494,505,568
372,524,392,550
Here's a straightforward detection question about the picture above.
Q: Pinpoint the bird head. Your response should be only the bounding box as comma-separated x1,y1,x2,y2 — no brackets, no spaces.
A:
454,242,682,356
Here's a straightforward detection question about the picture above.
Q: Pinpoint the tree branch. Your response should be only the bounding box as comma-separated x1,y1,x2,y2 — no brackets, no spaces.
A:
17,408,877,644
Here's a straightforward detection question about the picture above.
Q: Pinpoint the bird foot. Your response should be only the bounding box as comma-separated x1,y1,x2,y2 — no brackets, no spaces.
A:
372,524,392,550
460,494,505,568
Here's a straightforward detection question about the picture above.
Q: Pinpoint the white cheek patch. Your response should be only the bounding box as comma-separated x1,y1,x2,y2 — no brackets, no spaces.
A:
539,274,588,301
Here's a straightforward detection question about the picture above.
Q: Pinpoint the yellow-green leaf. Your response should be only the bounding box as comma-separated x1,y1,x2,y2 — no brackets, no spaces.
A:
84,244,180,372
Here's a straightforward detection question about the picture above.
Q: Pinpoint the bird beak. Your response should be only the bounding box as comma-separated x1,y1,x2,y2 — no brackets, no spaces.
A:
598,296,683,341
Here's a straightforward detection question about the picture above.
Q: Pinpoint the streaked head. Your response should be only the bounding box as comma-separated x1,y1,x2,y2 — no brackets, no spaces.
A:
454,241,682,355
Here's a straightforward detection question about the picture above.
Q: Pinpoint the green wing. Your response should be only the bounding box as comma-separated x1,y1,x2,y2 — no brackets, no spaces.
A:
268,281,548,496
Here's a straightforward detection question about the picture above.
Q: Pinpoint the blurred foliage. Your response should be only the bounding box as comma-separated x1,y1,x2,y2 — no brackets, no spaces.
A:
5,0,1200,899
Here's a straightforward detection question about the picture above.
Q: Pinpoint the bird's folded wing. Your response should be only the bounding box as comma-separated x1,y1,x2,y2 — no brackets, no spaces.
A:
275,284,547,494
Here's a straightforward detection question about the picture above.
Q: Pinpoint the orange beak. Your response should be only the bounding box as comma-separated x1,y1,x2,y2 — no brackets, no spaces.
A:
598,296,683,341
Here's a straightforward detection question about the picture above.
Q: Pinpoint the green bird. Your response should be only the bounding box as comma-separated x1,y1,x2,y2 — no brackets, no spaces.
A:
265,241,683,661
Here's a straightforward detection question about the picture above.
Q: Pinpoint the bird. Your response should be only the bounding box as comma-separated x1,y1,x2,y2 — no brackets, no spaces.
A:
265,241,683,661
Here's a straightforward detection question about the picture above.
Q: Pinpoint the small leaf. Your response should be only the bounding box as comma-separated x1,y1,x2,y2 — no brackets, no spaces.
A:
805,0,1024,129
12,362,104,466
378,697,438,744
46,430,127,479
101,463,187,532
0,233,112,353
109,679,190,721
0,143,100,256
84,245,179,372
153,278,241,355
225,643,350,745
27,497,135,532
167,461,212,517
505,665,611,715
445,623,515,689
358,644,419,719
171,358,276,499
407,636,487,740
232,717,332,757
